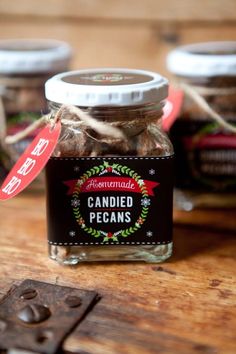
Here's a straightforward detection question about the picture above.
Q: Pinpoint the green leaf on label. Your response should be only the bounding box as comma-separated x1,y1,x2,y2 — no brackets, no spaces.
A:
73,161,153,242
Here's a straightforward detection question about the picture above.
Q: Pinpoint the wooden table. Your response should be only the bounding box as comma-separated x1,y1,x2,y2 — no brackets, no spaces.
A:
0,191,236,354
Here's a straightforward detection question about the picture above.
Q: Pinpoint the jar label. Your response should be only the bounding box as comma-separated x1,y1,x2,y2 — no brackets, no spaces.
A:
46,156,174,246
62,71,153,86
171,120,236,190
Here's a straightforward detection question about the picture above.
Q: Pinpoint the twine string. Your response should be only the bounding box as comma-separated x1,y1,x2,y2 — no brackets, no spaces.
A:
181,83,236,134
188,85,236,96
5,104,163,145
3,82,236,146
5,105,126,144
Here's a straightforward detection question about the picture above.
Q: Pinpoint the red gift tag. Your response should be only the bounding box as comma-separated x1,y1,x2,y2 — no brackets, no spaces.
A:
0,121,61,200
162,86,184,132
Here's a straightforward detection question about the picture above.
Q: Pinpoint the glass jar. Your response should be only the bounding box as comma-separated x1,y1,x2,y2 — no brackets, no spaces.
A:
45,68,174,264
0,39,72,183
167,41,236,209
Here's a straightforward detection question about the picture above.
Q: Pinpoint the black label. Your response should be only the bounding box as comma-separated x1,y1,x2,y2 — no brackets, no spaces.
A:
46,156,174,246
171,120,236,191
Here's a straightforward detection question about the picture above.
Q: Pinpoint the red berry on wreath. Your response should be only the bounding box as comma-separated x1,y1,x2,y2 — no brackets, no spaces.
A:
107,232,113,238
106,167,113,173
137,217,144,225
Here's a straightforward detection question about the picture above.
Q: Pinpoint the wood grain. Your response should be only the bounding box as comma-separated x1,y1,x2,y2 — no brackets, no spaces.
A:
173,208,236,233
0,0,236,22
0,6,236,353
0,192,235,353
0,18,235,79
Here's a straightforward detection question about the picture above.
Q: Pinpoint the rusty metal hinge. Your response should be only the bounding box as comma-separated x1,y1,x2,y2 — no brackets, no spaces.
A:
0,279,99,354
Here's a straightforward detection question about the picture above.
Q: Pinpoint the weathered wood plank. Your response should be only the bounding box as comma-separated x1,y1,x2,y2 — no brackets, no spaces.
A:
0,13,236,352
0,193,235,353
0,0,236,22
65,301,218,354
174,208,236,233
0,19,235,79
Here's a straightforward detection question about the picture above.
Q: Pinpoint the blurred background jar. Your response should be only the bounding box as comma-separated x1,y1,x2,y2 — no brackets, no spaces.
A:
0,38,72,183
167,41,236,210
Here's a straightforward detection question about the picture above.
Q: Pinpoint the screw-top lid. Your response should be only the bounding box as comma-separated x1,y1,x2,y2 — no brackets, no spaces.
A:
45,68,168,106
167,41,236,77
0,39,72,74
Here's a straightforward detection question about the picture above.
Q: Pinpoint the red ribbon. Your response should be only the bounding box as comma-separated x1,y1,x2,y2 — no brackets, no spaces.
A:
64,176,159,196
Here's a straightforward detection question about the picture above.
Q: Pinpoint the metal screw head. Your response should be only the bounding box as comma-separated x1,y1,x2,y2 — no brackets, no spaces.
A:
17,304,51,324
36,329,54,343
65,295,82,308
20,288,37,300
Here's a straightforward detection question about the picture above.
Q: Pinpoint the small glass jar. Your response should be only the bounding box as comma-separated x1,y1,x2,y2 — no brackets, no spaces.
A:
45,68,174,264
0,39,72,182
167,41,236,209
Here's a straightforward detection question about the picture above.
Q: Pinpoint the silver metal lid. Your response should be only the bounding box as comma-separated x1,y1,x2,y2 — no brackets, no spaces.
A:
45,68,168,106
167,41,236,77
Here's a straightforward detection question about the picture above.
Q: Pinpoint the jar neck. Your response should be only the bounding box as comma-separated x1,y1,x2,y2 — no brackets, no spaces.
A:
49,101,164,121
176,75,236,88
0,74,48,89
175,75,236,120
49,101,164,137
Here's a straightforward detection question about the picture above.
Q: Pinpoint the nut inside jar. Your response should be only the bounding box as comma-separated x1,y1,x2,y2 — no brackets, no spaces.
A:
45,69,174,264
